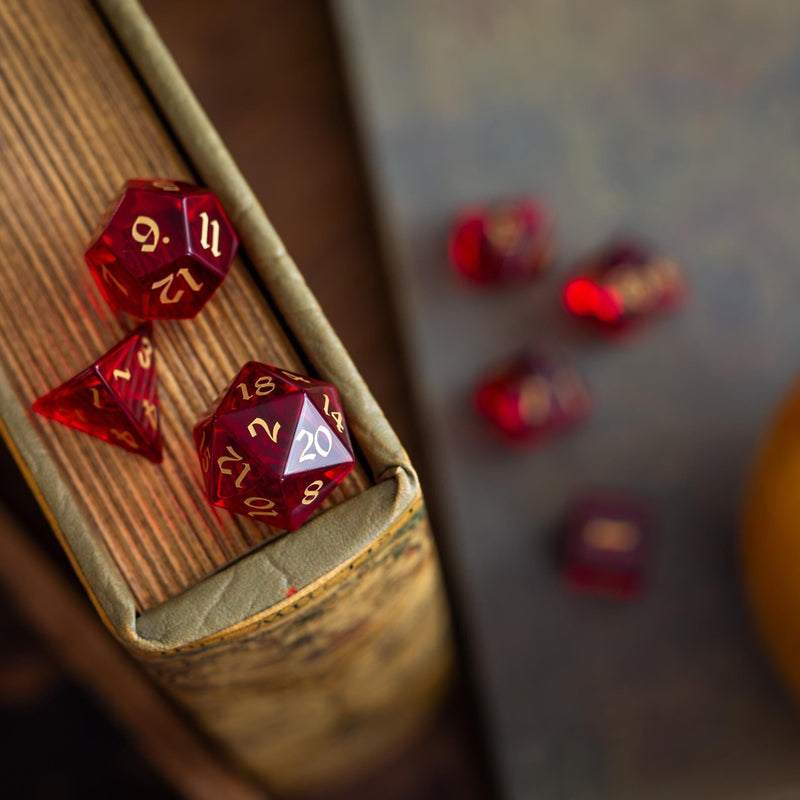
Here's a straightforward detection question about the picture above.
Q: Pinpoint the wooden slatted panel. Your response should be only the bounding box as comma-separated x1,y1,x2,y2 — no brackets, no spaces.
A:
0,0,369,610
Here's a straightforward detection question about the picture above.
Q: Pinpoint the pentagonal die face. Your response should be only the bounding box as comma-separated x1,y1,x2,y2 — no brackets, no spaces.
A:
193,362,355,531
85,179,238,319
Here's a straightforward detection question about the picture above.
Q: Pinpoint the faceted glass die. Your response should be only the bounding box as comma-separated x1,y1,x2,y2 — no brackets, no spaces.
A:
563,239,685,330
474,352,590,444
448,198,554,284
85,179,238,319
32,323,162,462
193,362,355,531
559,494,650,598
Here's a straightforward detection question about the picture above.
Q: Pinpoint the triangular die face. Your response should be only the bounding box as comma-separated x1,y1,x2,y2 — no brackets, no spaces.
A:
218,362,297,414
280,466,347,530
304,386,353,451
95,323,161,456
216,393,305,478
208,422,273,503
32,368,159,462
283,396,354,478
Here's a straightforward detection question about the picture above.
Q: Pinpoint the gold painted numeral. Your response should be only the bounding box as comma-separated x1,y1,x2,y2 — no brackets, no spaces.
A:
247,417,281,443
199,211,222,257
131,215,160,252
217,445,252,488
151,267,204,304
244,497,279,518
113,368,131,382
100,264,129,296
322,393,344,433
301,479,324,506
237,376,276,401
151,180,180,192
141,399,158,429
137,337,154,369
280,369,310,384
111,429,138,449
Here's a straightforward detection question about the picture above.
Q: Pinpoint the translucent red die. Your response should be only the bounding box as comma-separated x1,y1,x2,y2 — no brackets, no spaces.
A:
33,323,161,462
194,362,355,531
475,352,590,444
559,494,651,598
85,179,238,319
448,198,554,284
563,239,685,330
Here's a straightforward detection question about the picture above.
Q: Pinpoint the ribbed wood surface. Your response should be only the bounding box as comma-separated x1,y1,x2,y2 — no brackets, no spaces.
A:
0,0,369,610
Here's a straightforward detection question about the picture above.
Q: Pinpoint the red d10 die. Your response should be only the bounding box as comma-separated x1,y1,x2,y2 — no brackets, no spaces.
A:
448,198,554,284
475,352,590,444
559,494,650,598
194,362,355,531
563,239,685,330
85,179,238,319
33,323,161,462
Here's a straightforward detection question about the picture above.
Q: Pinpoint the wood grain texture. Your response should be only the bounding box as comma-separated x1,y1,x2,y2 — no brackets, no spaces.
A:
0,0,368,611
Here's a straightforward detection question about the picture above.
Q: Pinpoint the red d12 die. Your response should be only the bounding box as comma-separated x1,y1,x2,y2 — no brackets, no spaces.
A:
194,362,355,531
559,494,650,598
85,179,238,319
448,198,554,284
33,323,161,462
475,352,590,444
563,239,685,330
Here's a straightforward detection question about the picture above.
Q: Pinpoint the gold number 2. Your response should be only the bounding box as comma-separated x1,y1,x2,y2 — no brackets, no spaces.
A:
247,417,281,443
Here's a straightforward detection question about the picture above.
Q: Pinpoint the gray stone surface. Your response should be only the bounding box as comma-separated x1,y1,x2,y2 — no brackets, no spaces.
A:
335,2,800,797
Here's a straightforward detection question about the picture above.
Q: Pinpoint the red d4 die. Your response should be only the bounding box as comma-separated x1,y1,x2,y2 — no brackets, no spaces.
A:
194,362,355,531
33,323,161,462
475,352,590,444
85,179,238,319
448,198,554,285
559,494,650,598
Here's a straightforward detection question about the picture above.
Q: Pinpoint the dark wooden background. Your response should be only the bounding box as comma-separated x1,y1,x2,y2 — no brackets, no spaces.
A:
0,1,488,798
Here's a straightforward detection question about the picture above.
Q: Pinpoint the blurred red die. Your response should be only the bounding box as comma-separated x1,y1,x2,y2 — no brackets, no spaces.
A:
559,494,651,598
85,179,238,319
474,352,590,444
448,198,554,284
563,239,685,330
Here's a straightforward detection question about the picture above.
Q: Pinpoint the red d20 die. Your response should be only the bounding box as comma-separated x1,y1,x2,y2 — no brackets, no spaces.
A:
194,362,355,531
85,179,238,319
563,239,686,331
475,351,590,444
448,198,554,284
559,494,651,598
33,323,162,462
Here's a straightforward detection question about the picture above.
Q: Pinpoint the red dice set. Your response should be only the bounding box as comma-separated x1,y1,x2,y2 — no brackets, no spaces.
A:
474,352,590,444
85,179,238,319
563,239,685,330
33,323,162,463
559,494,650,598
448,198,554,284
193,362,355,531
34,179,356,532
